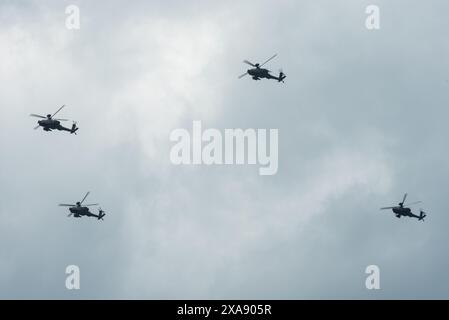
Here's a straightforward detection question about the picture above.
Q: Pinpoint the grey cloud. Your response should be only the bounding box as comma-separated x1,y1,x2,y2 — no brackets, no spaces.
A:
1,0,448,299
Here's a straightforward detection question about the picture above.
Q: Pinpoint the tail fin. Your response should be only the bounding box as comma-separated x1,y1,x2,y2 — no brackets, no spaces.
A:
278,71,286,83
71,122,78,134
419,210,426,221
98,208,105,220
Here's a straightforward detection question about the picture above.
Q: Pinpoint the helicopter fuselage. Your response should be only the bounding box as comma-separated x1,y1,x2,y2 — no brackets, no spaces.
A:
38,119,62,129
392,207,411,215
37,119,77,133
391,206,423,219
247,68,272,80
68,206,104,219
69,206,91,217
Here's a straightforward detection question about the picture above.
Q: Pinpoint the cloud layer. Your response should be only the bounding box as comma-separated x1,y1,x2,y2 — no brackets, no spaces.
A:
1,0,449,298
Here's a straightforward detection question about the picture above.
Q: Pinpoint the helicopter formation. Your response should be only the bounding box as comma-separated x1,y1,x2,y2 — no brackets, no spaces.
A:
30,105,105,220
29,57,429,223
28,56,288,221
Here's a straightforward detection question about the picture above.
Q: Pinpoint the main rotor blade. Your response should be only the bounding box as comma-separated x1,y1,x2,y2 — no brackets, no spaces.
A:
259,54,277,67
34,125,41,130
51,105,65,118
243,60,256,67
402,193,408,204
80,191,90,204
84,203,99,207
238,72,248,79
380,206,396,210
59,204,75,207
67,213,73,217
404,201,422,207
30,114,46,119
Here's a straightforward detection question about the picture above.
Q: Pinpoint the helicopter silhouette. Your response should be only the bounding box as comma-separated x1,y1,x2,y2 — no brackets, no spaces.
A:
238,54,286,82
380,193,427,221
59,192,105,220
30,105,78,134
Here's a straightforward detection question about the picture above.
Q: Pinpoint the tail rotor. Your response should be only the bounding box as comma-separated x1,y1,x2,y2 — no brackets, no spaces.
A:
98,208,106,220
71,121,78,134
278,69,286,82
419,209,427,222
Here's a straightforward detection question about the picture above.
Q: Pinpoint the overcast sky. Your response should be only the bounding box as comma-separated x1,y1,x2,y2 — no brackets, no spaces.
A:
1,0,449,299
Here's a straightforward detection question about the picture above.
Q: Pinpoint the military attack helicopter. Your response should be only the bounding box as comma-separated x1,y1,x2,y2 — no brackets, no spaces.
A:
238,54,286,82
380,193,427,221
30,105,78,134
59,192,106,220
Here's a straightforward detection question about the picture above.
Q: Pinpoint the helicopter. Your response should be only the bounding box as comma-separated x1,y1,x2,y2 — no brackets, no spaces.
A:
238,54,286,82
30,105,78,134
380,193,427,221
59,192,106,220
